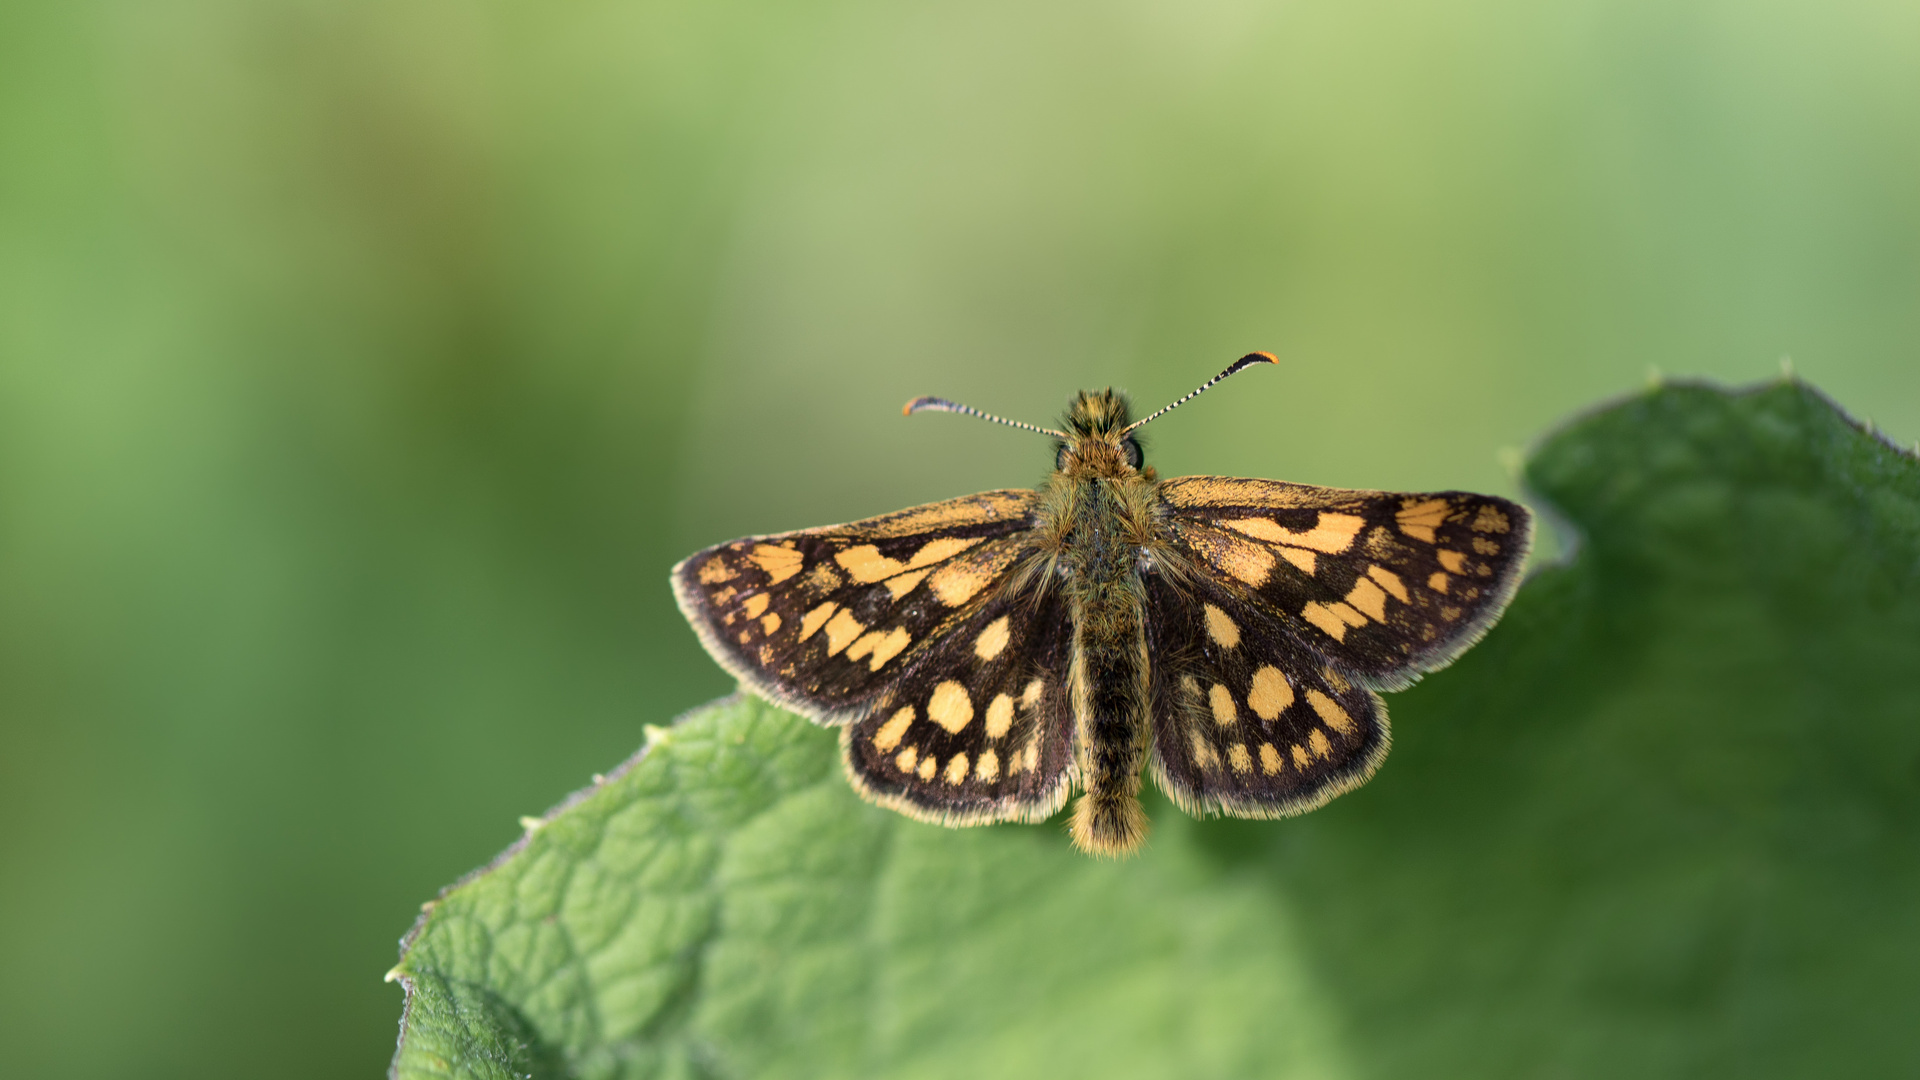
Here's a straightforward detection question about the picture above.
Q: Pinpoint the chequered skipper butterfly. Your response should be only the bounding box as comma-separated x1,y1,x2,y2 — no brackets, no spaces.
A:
673,355,1532,856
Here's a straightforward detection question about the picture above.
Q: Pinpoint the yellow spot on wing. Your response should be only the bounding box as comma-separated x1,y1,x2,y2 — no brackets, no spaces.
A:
1306,689,1357,735
1209,683,1238,725
750,543,803,583
836,537,983,584
1010,738,1035,774
1188,529,1275,587
1203,604,1241,648
910,536,983,566
1473,537,1501,555
799,601,837,641
1248,666,1294,719
846,626,911,670
1259,743,1283,775
917,754,936,780
1163,477,1316,508
929,565,990,605
1021,678,1045,708
1190,730,1220,769
1396,503,1447,543
1292,744,1311,768
928,681,975,733
985,693,1014,738
803,562,843,594
873,706,915,751
926,543,1019,606
883,569,929,600
1228,743,1253,774
1224,512,1365,554
824,608,865,655
835,545,902,583
1367,565,1409,602
862,491,1032,539
742,593,770,619
974,615,1012,660
1345,576,1389,621
977,748,1000,782
895,746,918,773
1471,505,1511,533
1277,546,1317,574
1301,600,1368,641
760,613,781,635
697,560,736,584
1302,603,1347,639
1308,728,1333,758
1428,571,1450,593
945,753,970,784
1437,549,1467,573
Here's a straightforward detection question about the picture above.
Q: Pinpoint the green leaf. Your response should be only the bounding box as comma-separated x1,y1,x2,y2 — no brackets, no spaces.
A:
389,379,1920,1080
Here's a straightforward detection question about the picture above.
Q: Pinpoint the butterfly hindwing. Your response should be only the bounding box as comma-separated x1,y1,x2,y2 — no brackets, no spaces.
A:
1159,477,1533,688
1143,572,1389,818
671,490,1037,723
842,586,1077,826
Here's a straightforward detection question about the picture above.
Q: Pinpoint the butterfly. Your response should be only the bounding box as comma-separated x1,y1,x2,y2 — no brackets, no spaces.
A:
672,355,1532,856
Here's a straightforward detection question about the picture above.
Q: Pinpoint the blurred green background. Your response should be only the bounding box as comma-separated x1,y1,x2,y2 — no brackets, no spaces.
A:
0,0,1914,1077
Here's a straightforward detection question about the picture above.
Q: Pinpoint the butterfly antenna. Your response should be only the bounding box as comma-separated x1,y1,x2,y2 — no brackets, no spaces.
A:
904,396,1068,439
1120,352,1278,435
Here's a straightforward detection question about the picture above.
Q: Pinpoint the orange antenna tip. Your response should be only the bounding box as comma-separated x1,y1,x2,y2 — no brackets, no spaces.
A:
1121,352,1280,435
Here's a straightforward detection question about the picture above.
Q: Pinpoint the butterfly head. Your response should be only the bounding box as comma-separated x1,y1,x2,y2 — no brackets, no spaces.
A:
1057,389,1144,477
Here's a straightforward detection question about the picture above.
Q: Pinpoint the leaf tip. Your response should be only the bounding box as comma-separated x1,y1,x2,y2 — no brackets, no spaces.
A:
383,964,406,984
1779,354,1796,381
644,724,672,747
519,815,547,832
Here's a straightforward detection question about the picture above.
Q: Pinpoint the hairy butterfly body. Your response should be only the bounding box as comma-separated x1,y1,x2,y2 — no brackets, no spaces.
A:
673,355,1532,856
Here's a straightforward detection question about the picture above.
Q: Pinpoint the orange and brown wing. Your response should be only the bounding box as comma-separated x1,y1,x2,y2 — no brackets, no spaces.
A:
671,490,1040,724
1142,567,1390,820
839,584,1078,827
1158,477,1533,689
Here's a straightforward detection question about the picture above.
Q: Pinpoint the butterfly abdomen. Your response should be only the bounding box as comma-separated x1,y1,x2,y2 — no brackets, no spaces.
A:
1062,477,1152,856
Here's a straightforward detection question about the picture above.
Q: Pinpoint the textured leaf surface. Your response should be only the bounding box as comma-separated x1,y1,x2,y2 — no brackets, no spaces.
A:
390,380,1920,1079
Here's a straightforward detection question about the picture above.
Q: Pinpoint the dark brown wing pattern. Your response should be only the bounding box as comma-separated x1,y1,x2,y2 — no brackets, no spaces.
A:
671,490,1038,723
673,488,1077,826
1158,477,1533,690
841,585,1077,826
1143,571,1389,819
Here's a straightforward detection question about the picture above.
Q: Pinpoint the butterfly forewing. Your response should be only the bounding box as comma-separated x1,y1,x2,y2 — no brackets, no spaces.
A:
842,587,1077,826
671,490,1037,722
1143,571,1389,818
1159,478,1533,688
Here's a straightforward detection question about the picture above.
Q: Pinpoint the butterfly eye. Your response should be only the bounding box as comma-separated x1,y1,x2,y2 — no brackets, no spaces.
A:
1055,444,1071,470
1122,438,1144,469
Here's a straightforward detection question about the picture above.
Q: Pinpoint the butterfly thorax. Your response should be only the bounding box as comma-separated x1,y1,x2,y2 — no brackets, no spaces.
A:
1033,389,1162,853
